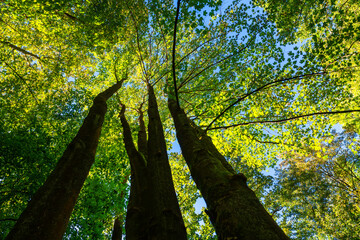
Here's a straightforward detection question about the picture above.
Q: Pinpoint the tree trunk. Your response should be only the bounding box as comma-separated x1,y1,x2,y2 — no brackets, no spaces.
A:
168,98,289,240
120,85,187,240
5,81,124,240
146,84,187,239
111,173,130,240
112,217,123,240
120,102,151,239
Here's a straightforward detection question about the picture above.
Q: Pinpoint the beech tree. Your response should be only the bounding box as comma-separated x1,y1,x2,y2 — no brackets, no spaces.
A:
1,0,359,239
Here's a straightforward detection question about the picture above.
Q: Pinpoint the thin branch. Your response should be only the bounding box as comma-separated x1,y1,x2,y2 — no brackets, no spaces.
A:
151,32,228,87
208,109,360,130
205,71,327,131
125,1,147,79
179,87,217,94
172,0,181,107
114,59,128,84
271,207,283,217
63,12,84,24
3,62,40,105
1,41,40,59
243,134,282,145
0,218,17,222
179,36,256,90
177,31,229,66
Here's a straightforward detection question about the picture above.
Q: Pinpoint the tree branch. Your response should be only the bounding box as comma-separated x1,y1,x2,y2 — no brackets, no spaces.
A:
1,41,40,59
207,110,360,130
179,35,256,90
205,71,327,131
172,0,181,107
3,62,40,105
125,1,147,80
0,218,17,222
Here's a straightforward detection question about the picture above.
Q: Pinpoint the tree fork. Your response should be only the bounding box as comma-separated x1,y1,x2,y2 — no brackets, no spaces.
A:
5,81,124,240
119,103,150,239
119,85,187,239
168,98,289,240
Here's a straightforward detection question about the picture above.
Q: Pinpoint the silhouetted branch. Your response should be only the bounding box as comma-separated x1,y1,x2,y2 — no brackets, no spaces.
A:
205,71,327,131
172,0,181,107
207,110,360,130
1,41,40,59
179,36,256,90
3,62,40,105
0,218,17,222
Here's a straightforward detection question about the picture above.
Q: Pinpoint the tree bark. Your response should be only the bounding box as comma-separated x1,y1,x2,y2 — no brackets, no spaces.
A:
120,103,151,239
111,173,130,240
112,217,123,240
146,84,187,239
168,98,289,240
120,85,187,240
5,81,124,240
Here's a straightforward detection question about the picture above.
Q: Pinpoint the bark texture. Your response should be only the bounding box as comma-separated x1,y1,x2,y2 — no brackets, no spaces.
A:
5,81,124,240
120,85,187,240
168,98,289,240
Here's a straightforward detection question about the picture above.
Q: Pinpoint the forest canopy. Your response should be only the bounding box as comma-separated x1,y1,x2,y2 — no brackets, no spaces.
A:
0,0,359,239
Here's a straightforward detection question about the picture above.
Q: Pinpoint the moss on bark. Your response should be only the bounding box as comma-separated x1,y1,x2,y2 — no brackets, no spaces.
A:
168,98,289,240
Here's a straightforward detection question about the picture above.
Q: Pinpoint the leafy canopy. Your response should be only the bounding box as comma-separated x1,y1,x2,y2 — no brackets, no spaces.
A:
1,0,359,238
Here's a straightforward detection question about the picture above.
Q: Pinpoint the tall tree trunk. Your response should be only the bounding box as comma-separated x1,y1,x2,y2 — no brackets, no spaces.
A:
120,84,187,240
120,103,151,239
111,173,130,240
5,81,124,240
112,217,123,240
168,98,289,240
146,84,187,239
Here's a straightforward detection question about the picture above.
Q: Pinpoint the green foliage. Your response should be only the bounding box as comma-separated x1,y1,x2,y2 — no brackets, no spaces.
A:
170,152,216,239
264,130,360,239
1,0,359,238
0,125,59,238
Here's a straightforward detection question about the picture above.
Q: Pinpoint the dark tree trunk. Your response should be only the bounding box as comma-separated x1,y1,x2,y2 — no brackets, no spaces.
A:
120,84,187,240
146,84,187,239
111,173,130,240
5,81,124,240
120,102,151,239
168,98,289,240
112,217,123,240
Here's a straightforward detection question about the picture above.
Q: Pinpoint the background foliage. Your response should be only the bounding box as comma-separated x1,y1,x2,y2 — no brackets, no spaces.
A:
1,0,359,239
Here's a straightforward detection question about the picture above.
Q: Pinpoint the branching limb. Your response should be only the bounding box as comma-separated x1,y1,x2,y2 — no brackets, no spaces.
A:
114,61,128,84
124,1,147,80
137,102,148,157
119,103,139,157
